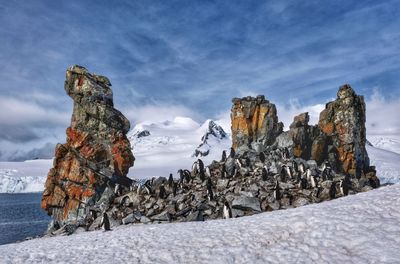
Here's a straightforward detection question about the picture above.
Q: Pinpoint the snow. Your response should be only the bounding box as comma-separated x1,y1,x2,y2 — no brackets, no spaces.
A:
129,117,230,179
367,134,400,155
1,184,400,263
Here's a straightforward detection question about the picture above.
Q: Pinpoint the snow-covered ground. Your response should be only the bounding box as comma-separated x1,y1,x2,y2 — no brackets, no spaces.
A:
0,116,399,193
367,134,400,155
0,183,399,263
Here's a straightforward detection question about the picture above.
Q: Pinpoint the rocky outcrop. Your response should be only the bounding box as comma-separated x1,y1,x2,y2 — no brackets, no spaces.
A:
231,95,283,153
41,65,134,229
318,84,369,176
235,85,374,178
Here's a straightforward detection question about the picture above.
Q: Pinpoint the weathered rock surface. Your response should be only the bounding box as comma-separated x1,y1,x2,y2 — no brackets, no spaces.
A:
231,95,283,153
41,65,134,229
318,84,369,175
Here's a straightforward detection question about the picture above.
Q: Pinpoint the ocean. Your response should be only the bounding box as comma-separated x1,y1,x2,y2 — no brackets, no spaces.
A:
0,193,50,245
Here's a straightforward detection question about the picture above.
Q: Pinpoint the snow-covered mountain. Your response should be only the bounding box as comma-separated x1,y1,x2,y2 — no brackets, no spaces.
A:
0,116,399,193
128,117,230,179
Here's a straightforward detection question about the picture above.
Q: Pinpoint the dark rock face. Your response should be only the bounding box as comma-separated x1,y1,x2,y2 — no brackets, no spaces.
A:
318,84,369,175
231,95,283,153
41,65,134,229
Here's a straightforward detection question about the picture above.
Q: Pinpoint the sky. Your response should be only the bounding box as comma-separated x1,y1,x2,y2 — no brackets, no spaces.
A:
0,0,399,161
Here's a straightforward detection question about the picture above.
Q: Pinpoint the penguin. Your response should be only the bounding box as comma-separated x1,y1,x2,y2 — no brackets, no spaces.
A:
299,177,308,189
310,174,317,188
259,152,266,164
221,150,227,162
198,159,206,181
221,166,226,178
206,178,214,201
329,182,336,199
284,165,292,180
223,201,232,219
293,161,298,174
178,169,185,185
274,181,281,201
172,181,178,196
261,167,268,181
168,173,174,188
100,212,110,231
339,179,349,196
183,169,191,183
205,166,211,178
159,184,167,199
235,158,243,169
229,147,235,158
114,183,121,196
143,180,153,195
245,157,251,168
279,165,287,182
192,160,199,175
298,162,306,175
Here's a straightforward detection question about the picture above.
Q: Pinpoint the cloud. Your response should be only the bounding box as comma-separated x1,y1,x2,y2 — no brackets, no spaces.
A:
366,90,400,135
0,1,400,160
0,96,70,127
123,103,204,125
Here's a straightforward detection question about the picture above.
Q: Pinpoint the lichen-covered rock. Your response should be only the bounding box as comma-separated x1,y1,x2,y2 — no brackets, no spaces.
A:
41,65,134,229
231,95,283,153
318,84,369,175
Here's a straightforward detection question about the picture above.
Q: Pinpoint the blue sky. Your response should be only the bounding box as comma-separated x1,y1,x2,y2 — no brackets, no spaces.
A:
0,0,399,160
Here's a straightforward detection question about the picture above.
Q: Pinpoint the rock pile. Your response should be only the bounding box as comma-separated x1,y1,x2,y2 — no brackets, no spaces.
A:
41,65,134,230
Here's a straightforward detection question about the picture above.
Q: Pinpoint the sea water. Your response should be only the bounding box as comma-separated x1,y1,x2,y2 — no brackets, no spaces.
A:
0,193,50,245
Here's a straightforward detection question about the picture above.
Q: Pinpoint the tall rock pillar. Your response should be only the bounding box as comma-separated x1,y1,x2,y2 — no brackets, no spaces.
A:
41,65,135,228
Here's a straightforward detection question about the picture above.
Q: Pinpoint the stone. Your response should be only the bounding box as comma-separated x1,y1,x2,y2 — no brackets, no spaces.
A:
122,213,135,225
151,211,171,222
185,210,204,222
140,216,151,224
232,195,261,212
292,197,310,207
231,208,244,218
41,65,134,229
231,95,283,152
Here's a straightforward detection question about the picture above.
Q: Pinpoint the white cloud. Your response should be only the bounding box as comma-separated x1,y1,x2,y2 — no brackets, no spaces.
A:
0,96,70,126
123,104,204,125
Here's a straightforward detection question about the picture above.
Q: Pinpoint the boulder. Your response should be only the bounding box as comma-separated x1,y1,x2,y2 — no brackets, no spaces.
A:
41,65,135,229
232,195,261,212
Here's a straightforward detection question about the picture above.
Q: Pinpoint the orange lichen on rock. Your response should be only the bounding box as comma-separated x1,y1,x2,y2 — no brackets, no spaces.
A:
231,95,283,152
41,65,134,229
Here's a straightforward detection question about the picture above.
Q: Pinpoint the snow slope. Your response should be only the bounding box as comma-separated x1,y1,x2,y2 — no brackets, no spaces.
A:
367,134,400,155
1,184,399,263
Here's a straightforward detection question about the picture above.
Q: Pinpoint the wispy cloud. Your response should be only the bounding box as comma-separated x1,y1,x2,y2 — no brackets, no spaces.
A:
0,0,399,160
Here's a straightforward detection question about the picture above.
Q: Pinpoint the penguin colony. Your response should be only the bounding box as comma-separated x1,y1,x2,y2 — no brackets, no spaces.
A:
78,145,379,232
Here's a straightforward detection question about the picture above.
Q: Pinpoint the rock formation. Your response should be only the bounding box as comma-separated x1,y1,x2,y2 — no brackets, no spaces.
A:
318,84,369,176
242,84,375,178
41,65,134,229
231,95,283,153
